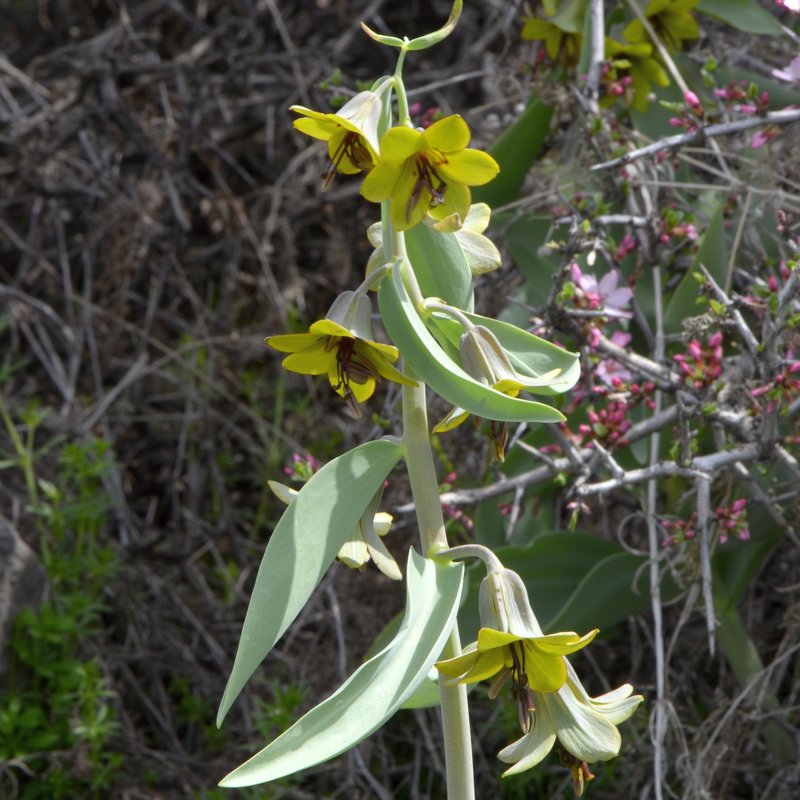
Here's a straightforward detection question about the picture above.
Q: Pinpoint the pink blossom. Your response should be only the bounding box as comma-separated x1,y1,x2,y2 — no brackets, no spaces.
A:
616,233,637,260
715,500,749,544
570,264,634,318
596,331,633,387
751,127,779,148
776,0,800,13
674,334,724,388
672,223,698,241
751,130,768,148
772,54,800,82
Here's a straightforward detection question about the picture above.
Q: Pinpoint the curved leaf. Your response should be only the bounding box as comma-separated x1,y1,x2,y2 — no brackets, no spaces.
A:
429,311,580,396
219,549,464,786
217,438,405,726
378,264,565,424
405,222,474,312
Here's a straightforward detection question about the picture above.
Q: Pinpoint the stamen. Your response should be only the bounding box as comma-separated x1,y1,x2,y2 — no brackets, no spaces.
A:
322,132,370,191
405,152,448,223
331,338,380,417
345,136,374,171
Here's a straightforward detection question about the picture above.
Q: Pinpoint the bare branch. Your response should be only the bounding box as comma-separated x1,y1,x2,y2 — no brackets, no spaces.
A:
592,108,800,172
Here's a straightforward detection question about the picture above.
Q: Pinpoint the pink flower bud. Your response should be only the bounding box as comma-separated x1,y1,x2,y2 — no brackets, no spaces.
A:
684,90,701,108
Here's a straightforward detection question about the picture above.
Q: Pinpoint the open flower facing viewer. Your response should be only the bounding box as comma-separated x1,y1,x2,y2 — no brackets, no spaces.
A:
360,114,499,231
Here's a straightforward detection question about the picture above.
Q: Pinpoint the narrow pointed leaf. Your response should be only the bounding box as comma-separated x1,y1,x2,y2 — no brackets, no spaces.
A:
379,264,565,424
219,550,464,786
217,438,405,726
407,0,462,50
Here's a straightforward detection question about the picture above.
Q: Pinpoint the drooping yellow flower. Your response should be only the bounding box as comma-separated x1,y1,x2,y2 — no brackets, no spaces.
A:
437,626,598,694
604,38,670,112
267,291,416,414
436,567,597,732
521,17,582,66
290,91,382,190
623,0,700,52
360,115,499,232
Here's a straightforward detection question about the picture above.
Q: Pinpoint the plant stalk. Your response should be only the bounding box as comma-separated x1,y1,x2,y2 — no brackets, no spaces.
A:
401,371,475,799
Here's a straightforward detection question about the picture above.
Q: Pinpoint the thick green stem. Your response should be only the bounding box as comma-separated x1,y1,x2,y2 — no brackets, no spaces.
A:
393,48,412,127
401,371,474,799
393,211,474,795
401,370,449,556
438,625,475,799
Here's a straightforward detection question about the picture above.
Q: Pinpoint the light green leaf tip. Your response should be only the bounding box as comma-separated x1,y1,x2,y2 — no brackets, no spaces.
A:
216,438,405,727
218,549,464,787
360,0,462,51
378,264,565,424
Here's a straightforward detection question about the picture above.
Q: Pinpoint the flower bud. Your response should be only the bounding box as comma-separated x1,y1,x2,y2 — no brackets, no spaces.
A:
460,325,519,391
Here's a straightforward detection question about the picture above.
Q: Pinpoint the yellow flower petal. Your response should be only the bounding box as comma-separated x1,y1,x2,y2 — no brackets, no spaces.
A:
435,648,479,679
537,629,598,655
462,649,507,683
266,332,323,353
289,104,327,121
433,406,470,433
339,374,377,403
380,126,423,164
326,130,362,175
437,149,500,186
293,115,336,141
430,182,471,225
423,115,471,152
358,338,400,361
360,346,418,387
282,349,334,376
361,162,404,203
522,644,568,693
309,319,356,338
389,163,429,231
477,628,520,649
